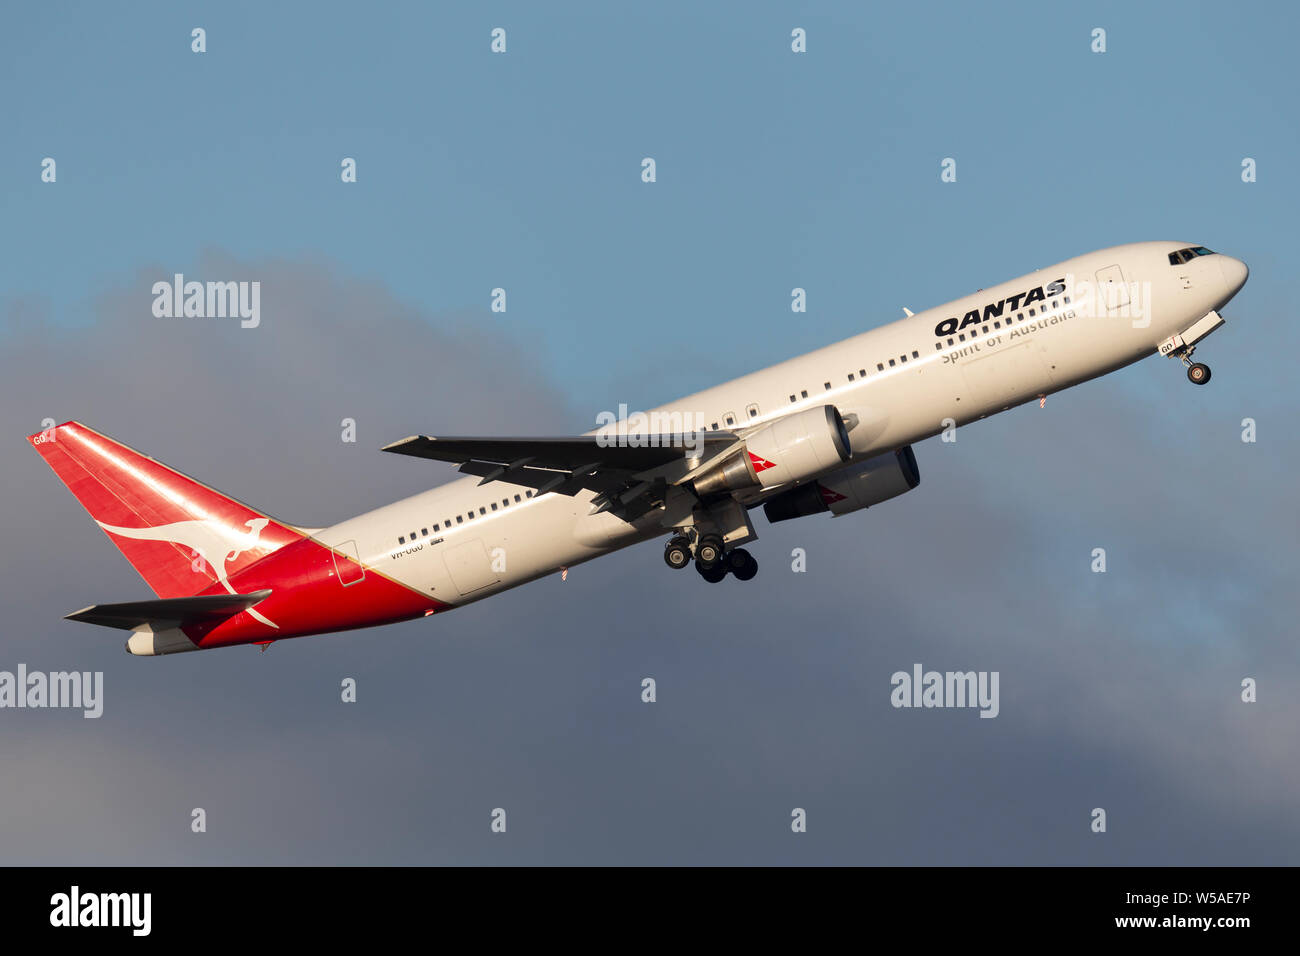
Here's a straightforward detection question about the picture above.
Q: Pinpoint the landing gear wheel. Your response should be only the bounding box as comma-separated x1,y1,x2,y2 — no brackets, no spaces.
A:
728,548,758,582
696,560,727,583
695,534,724,569
1187,362,1211,385
663,536,691,570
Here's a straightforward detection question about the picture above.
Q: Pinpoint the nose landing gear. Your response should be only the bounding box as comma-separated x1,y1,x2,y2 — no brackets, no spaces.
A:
1160,312,1223,386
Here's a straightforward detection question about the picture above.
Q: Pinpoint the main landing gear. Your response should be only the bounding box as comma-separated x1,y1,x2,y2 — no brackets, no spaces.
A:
662,534,758,583
663,536,692,570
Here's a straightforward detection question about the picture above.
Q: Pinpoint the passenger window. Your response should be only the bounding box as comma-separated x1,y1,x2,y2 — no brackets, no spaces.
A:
859,368,866,377
824,382,831,390
911,350,919,358
456,516,463,524
746,403,759,418
491,503,497,511
398,536,405,544
947,338,954,346
888,358,896,367
800,390,808,398
514,494,521,502
434,523,441,532
479,507,486,515
877,363,884,371
847,373,855,381
421,528,428,536
789,394,796,402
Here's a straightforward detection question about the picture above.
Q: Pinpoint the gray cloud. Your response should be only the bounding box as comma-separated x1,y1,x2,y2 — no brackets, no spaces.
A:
0,254,1296,864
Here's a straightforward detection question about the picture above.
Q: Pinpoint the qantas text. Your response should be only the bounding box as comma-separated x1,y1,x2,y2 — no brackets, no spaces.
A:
933,278,1066,337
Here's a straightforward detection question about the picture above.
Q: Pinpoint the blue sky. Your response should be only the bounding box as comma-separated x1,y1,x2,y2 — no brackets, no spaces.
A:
4,1,1294,410
2,2,1298,865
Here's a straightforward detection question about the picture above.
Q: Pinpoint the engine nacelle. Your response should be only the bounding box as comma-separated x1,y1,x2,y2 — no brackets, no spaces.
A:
763,446,920,523
693,405,851,497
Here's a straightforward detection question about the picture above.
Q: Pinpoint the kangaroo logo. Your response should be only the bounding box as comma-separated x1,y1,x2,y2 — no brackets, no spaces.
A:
96,517,278,628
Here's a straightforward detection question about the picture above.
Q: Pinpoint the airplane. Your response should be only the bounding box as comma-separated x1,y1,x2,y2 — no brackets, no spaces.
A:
29,241,1248,656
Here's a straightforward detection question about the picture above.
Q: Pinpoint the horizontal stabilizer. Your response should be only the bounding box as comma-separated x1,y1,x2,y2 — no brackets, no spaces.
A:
65,589,273,631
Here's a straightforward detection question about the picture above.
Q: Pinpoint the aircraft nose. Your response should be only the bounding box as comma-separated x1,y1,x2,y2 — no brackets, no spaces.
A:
1220,255,1249,294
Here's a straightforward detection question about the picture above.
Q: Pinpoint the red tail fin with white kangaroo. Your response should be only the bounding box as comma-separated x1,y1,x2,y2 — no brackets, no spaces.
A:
28,422,302,598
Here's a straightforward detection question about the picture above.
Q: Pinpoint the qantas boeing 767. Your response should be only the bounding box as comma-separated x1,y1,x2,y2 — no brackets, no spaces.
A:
30,241,1248,655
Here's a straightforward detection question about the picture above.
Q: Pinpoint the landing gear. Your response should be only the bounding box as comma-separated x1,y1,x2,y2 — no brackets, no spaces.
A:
664,530,758,582
663,535,692,570
1177,344,1211,386
695,560,728,583
726,547,758,581
694,534,724,569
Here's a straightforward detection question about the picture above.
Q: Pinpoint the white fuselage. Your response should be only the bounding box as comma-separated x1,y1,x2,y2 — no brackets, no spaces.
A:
319,241,1247,609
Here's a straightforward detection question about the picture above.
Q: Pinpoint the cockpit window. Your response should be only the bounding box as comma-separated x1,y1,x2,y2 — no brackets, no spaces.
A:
1168,246,1215,265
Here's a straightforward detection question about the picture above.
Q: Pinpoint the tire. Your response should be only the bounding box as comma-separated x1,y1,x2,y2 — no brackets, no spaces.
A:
696,534,724,568
726,548,751,573
733,552,758,582
664,540,691,570
696,561,727,583
1187,362,1211,385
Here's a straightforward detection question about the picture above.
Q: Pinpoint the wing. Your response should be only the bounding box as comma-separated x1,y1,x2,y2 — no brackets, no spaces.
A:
381,433,741,516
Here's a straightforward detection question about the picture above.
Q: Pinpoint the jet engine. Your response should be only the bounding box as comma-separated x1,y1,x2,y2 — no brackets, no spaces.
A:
691,405,852,497
762,446,920,523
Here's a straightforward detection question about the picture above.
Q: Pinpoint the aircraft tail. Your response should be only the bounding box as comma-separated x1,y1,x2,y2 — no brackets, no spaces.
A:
28,422,303,598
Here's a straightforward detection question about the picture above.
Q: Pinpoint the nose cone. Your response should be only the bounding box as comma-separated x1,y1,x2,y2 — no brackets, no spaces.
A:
1220,255,1249,296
